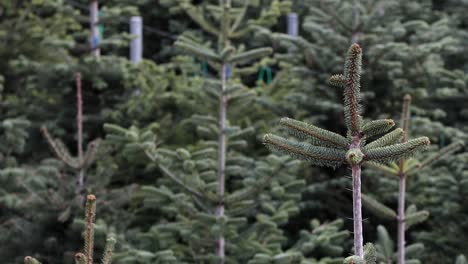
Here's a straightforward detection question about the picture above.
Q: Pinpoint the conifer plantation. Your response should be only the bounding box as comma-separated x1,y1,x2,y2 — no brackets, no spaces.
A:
0,0,467,263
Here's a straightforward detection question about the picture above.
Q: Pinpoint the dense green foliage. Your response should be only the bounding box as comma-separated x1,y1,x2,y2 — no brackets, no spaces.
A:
0,0,466,263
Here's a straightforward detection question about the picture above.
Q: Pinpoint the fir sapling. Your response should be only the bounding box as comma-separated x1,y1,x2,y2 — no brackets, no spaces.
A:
41,73,101,204
263,43,430,257
363,94,464,264
24,195,116,264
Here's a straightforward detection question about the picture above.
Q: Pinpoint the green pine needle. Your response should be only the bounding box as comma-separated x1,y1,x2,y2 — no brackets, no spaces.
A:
84,195,96,264
81,139,101,169
344,255,365,264
343,43,362,135
363,161,398,177
405,210,429,230
364,137,430,163
279,117,349,149
175,40,221,62
361,119,395,138
417,140,464,169
362,194,397,220
263,134,346,168
363,243,377,264
329,74,346,88
228,47,273,64
101,236,116,264
364,128,404,150
405,243,424,257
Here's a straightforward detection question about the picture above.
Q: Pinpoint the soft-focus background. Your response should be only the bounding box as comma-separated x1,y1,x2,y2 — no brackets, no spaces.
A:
0,0,467,263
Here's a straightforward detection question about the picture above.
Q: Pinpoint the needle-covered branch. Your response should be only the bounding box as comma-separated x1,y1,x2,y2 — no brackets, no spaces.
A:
363,161,398,177
400,94,412,141
263,134,346,168
84,195,96,264
175,40,221,63
417,141,464,169
24,195,116,264
363,243,377,264
101,236,116,264
364,128,404,150
361,119,395,138
81,139,101,169
263,44,430,258
343,44,362,135
228,47,272,64
41,126,79,169
279,117,349,149
180,3,220,36
362,194,397,220
329,74,346,88
364,137,430,163
405,211,429,230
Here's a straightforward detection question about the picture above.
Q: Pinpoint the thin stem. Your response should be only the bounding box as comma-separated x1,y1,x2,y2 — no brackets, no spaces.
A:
352,164,363,257
77,169,85,204
217,2,230,263
350,135,363,257
219,0,231,51
398,94,411,264
76,72,83,164
398,173,406,264
230,0,248,33
216,63,227,264
157,164,206,200
75,72,85,203
400,95,411,144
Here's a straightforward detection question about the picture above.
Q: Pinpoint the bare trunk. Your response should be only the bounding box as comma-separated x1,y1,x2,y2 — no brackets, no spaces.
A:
398,173,406,264
352,164,363,257
398,94,411,264
350,135,363,257
75,73,85,203
216,63,228,264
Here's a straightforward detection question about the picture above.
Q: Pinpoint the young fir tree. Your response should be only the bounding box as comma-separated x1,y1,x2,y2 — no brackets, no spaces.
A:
3,0,466,263
104,122,350,263
104,1,351,263
362,94,464,264
263,43,430,259
0,1,144,261
258,1,467,260
24,195,117,264
0,72,125,264
41,72,101,205
259,0,466,162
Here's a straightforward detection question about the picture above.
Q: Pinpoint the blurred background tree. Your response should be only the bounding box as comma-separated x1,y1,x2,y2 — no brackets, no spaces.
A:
0,0,466,263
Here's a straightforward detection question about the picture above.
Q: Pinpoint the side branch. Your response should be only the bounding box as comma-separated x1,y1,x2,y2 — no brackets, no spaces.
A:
263,134,346,168
364,137,430,163
84,195,96,264
280,117,349,148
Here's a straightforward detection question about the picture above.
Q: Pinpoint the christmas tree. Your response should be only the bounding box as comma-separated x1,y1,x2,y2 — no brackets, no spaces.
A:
264,43,429,259
0,1,467,263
